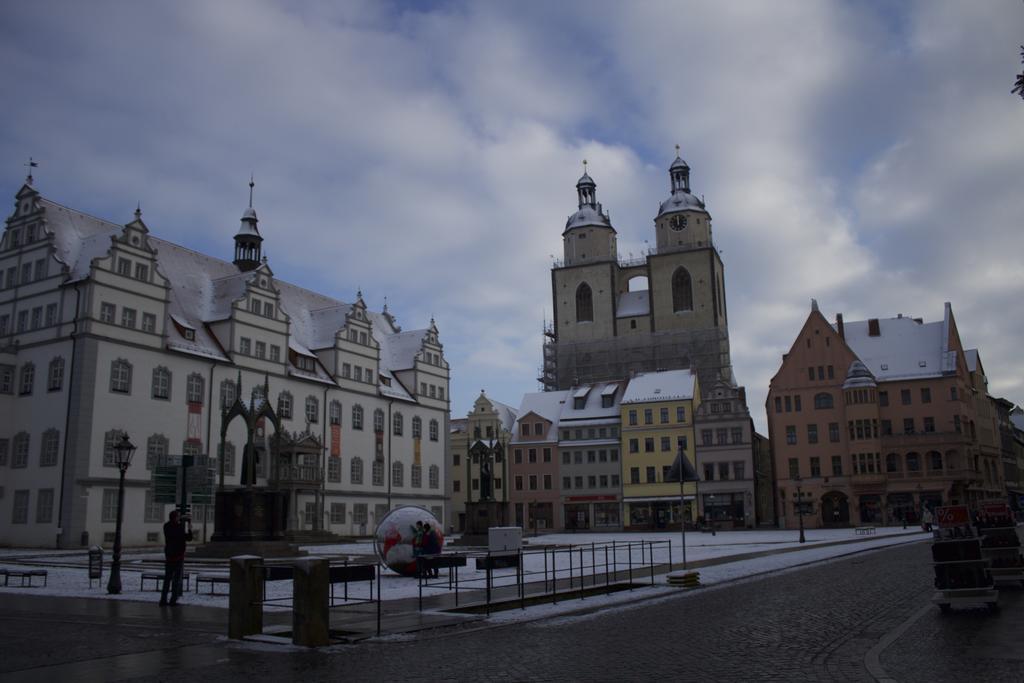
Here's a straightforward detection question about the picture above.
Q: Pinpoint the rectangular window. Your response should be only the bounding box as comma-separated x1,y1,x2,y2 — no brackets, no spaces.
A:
701,429,712,446
785,426,797,445
45,303,57,327
330,503,346,524
644,438,654,453
807,424,818,444
733,462,745,480
0,315,8,335
901,389,911,405
138,312,155,333
255,341,266,359
630,467,640,484
924,417,935,433
728,427,742,444
660,436,671,451
676,406,686,422
0,365,11,394
514,448,523,464
101,488,118,523
784,396,792,412
903,418,915,434
117,258,132,276
528,475,537,490
920,387,931,403
810,457,821,477
30,306,42,329
828,422,840,443
264,302,274,318
794,396,802,412
718,462,730,480
100,302,115,323
133,262,148,281
0,438,8,466
827,365,834,379
808,367,815,381
575,476,583,488
12,490,30,524
144,489,164,523
628,438,639,453
270,345,280,362
563,476,571,489
832,455,843,476
774,396,782,413
878,391,888,406
643,409,653,425
646,466,656,483
788,458,799,478
716,428,728,445
660,407,669,424
121,307,137,329
528,448,537,463
543,448,551,462
16,310,27,332
239,337,251,355
40,430,59,466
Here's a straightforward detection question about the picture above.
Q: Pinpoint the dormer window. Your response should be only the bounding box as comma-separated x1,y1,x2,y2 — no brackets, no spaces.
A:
184,329,195,341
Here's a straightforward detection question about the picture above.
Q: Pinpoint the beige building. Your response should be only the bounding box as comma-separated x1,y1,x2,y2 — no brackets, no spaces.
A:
447,391,517,532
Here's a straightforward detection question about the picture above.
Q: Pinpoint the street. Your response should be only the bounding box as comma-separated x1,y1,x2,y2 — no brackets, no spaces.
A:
1,541,1022,681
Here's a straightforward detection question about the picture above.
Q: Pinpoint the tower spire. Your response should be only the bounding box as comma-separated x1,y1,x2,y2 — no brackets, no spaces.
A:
24,157,38,185
248,174,255,208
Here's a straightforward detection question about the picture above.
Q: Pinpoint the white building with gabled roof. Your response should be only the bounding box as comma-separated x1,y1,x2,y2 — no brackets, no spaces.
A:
0,178,449,548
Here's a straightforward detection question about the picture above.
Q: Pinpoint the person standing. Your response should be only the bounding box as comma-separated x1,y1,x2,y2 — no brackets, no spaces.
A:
160,509,193,606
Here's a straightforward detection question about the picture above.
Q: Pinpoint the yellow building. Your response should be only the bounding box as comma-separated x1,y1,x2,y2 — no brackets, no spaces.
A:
620,370,700,529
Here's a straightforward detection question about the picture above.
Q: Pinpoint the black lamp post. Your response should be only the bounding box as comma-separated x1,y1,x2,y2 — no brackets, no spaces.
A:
106,433,137,594
707,493,717,536
793,473,806,544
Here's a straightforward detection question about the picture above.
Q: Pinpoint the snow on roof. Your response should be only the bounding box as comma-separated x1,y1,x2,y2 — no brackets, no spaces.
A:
600,384,619,397
616,290,649,318
622,370,696,404
559,382,622,420
965,349,979,373
32,191,437,388
489,399,519,432
564,205,614,232
514,390,569,442
838,315,954,382
657,189,707,218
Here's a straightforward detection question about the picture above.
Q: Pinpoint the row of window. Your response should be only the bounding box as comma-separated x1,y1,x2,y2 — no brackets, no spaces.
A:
248,295,275,319
627,406,687,426
2,257,47,291
452,477,502,493
787,450,955,479
4,222,40,250
341,362,376,384
9,488,55,524
514,447,552,464
561,425,620,441
115,257,150,283
1,358,64,395
0,302,59,335
806,365,836,382
775,392,838,413
99,301,157,333
628,436,684,454
700,427,743,446
0,429,61,468
879,387,938,407
702,461,746,481
238,337,282,362
419,381,445,400
784,415,956,446
346,327,370,346
563,448,620,465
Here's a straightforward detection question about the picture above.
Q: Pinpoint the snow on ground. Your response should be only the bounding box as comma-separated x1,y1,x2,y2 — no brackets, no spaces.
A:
0,527,929,619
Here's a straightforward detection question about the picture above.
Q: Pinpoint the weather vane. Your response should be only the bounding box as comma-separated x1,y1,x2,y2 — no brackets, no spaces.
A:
248,174,255,208
675,143,680,157
24,157,38,184
582,159,587,173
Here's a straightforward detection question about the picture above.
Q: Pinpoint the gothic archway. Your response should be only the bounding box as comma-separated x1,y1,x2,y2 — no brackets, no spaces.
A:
672,267,693,312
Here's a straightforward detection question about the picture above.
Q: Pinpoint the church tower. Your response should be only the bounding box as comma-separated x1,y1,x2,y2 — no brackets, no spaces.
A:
233,177,263,272
544,150,734,394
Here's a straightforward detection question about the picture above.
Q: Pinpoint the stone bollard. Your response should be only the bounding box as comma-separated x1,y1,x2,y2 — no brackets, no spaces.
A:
292,557,330,647
229,555,263,640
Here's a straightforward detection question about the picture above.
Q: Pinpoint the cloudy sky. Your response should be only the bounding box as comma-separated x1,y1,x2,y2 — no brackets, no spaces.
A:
1,0,1021,432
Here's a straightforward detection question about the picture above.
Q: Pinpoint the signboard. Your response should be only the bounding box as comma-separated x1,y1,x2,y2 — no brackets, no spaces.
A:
935,505,970,528
153,466,178,504
188,467,215,505
981,502,1012,518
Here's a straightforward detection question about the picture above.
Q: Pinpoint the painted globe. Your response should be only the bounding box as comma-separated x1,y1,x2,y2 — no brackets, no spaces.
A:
374,506,444,577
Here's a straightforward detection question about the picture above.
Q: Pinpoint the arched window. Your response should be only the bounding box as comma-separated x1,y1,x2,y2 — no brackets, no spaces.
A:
220,379,236,408
48,357,65,392
186,373,205,403
110,359,132,394
411,464,423,488
146,434,169,469
412,416,422,438
392,461,404,487
329,400,342,426
102,429,125,467
151,366,171,400
40,428,60,466
905,452,920,472
429,465,440,489
352,404,364,430
575,283,593,322
813,392,833,410
277,391,293,419
305,396,319,423
350,457,364,484
885,453,900,472
372,459,384,486
672,268,693,312
393,412,403,436
373,409,385,433
429,419,439,441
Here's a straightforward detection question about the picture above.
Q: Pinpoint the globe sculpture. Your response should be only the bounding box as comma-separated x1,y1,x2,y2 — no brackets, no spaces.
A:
374,506,445,577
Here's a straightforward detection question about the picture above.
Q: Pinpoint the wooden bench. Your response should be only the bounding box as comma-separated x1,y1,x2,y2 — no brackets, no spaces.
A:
195,573,230,595
140,571,191,592
2,569,48,587
855,526,877,536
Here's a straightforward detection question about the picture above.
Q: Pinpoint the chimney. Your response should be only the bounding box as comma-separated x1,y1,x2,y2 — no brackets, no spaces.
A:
868,318,880,336
836,313,845,340
738,387,747,404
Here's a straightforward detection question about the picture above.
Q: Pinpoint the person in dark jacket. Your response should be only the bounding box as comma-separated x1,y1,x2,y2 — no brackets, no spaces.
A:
160,510,193,606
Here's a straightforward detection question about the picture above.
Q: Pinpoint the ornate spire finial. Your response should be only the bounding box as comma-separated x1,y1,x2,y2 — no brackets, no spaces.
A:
675,143,680,157
134,202,142,220
24,157,38,185
582,159,588,173
248,174,255,208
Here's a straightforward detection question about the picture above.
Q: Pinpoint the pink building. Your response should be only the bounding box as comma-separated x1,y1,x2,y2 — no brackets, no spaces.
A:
767,302,999,529
510,391,568,531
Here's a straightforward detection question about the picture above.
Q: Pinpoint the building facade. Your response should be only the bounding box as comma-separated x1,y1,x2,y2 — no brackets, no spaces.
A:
0,180,449,548
620,370,698,530
447,391,517,532
509,391,566,532
693,380,757,528
768,301,993,530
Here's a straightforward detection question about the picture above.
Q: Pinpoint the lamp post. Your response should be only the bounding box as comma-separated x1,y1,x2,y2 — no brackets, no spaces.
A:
793,473,806,544
106,433,137,594
707,493,717,536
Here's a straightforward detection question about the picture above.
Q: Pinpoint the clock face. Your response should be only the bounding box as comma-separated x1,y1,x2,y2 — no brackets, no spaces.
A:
670,215,687,231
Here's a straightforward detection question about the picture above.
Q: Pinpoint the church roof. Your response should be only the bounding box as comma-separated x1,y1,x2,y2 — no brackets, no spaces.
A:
657,189,707,218
564,204,614,232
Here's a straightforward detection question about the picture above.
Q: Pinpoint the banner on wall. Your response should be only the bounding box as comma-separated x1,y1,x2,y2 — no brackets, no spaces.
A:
187,402,203,443
331,424,341,457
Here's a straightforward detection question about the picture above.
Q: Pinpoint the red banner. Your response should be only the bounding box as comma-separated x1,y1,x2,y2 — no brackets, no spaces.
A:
186,402,202,443
936,505,969,528
331,424,341,457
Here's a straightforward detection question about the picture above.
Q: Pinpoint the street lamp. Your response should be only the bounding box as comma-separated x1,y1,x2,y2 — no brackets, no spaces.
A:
792,473,807,544
106,433,137,594
707,493,717,536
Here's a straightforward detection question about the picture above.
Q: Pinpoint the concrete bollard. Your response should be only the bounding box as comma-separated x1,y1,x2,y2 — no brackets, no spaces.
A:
229,555,263,640
292,557,330,647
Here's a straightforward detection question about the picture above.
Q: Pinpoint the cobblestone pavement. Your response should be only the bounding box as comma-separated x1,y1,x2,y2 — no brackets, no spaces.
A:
3,542,1023,681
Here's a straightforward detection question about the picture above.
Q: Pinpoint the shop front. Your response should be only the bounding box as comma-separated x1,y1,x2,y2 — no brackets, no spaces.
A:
858,494,883,524
564,495,620,531
702,492,746,528
624,497,690,530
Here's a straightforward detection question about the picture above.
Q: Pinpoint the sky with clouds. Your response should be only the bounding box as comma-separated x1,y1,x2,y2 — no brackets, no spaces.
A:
1,0,1021,432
